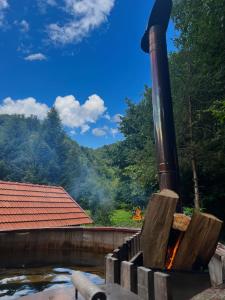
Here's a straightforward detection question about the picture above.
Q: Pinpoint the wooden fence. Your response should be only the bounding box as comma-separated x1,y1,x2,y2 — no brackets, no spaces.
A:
105,232,172,300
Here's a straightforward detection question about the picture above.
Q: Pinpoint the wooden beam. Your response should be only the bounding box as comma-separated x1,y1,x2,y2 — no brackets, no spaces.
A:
137,267,154,300
173,212,223,271
121,261,137,293
154,272,172,300
105,256,120,284
140,189,178,269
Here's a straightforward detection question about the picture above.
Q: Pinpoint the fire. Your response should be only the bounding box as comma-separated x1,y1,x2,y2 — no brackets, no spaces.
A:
166,234,183,270
132,207,143,221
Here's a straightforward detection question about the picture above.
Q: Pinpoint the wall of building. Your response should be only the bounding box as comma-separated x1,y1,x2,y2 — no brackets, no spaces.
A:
0,227,139,268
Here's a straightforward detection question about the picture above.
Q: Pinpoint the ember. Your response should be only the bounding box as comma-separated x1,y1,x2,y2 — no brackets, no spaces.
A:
166,233,183,270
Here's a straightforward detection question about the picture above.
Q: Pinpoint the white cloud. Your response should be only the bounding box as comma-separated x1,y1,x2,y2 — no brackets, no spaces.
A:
54,94,107,131
19,20,29,32
0,0,9,27
47,0,115,44
81,124,90,134
112,113,122,123
92,127,107,137
14,19,30,32
0,94,120,138
37,0,57,13
24,53,47,61
92,125,119,138
111,128,119,137
0,97,49,119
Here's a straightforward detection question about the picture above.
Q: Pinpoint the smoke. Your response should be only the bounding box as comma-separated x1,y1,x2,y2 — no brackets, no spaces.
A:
69,159,115,225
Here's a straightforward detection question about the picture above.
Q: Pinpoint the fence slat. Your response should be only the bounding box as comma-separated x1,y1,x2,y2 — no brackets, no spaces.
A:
154,272,172,300
121,261,137,293
105,256,120,284
137,267,154,300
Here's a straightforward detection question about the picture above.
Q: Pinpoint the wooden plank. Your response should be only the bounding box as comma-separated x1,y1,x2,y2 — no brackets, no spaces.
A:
137,267,154,300
121,261,137,293
140,189,178,269
105,256,120,284
173,212,223,271
154,272,172,300
208,255,225,287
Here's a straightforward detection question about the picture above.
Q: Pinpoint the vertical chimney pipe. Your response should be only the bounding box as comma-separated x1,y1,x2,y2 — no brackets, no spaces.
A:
149,25,180,196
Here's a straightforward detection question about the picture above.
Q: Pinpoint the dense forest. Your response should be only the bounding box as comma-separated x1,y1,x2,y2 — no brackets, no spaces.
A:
0,0,224,224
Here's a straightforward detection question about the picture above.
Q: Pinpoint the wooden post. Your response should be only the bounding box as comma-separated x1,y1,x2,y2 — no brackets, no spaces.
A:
141,190,178,269
105,255,120,284
208,254,225,287
154,272,172,300
137,267,154,300
121,261,137,293
173,212,223,270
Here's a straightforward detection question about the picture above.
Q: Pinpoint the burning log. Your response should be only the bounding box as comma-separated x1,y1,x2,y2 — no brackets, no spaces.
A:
141,189,178,269
140,189,223,271
172,213,222,271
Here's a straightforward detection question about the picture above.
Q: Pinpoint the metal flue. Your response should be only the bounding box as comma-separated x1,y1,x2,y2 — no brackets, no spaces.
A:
141,0,181,209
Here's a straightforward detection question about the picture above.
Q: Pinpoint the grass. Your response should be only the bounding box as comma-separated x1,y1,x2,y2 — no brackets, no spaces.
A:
85,209,143,228
111,209,143,228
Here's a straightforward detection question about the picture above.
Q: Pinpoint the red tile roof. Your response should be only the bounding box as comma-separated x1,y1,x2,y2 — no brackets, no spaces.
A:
0,181,92,231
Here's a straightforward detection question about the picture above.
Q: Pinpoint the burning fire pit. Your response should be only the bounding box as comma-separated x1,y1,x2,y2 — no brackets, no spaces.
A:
140,190,223,272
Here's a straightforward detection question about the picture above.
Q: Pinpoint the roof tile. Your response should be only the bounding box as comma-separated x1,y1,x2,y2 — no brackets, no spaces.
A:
0,181,92,231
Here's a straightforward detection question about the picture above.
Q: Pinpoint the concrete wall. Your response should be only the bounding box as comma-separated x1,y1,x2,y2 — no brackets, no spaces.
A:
0,227,140,268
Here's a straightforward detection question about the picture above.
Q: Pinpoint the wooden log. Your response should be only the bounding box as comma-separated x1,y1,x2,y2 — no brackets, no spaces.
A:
172,213,191,232
173,212,223,271
72,271,106,300
198,214,223,265
140,189,178,269
154,272,172,300
121,261,137,293
105,256,120,284
137,267,154,300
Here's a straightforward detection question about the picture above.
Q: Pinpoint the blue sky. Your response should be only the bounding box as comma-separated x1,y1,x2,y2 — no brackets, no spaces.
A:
0,0,176,148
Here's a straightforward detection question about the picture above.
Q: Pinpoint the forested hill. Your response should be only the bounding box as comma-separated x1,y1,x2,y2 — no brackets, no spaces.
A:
0,0,224,225
0,112,118,218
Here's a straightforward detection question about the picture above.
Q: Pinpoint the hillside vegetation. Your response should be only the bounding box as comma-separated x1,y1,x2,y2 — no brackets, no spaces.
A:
0,0,224,225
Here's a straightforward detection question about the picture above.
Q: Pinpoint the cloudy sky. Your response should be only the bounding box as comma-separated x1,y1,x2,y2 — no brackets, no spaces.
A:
0,0,176,148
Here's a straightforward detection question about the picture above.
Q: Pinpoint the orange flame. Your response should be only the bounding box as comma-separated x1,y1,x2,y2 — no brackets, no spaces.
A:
166,235,183,270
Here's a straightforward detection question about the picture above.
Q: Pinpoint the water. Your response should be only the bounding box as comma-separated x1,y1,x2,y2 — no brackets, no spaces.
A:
0,265,105,299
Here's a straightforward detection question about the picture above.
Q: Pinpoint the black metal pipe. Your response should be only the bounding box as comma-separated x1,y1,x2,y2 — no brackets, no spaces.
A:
141,0,181,209
149,25,180,195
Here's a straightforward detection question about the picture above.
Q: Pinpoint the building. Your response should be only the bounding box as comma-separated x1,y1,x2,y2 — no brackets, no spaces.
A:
0,181,92,230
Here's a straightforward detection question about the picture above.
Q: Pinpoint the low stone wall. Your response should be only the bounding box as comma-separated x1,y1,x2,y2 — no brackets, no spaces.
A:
0,227,140,268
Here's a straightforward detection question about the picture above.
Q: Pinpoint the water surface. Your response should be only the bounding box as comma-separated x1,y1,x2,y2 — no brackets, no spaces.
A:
0,265,104,299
